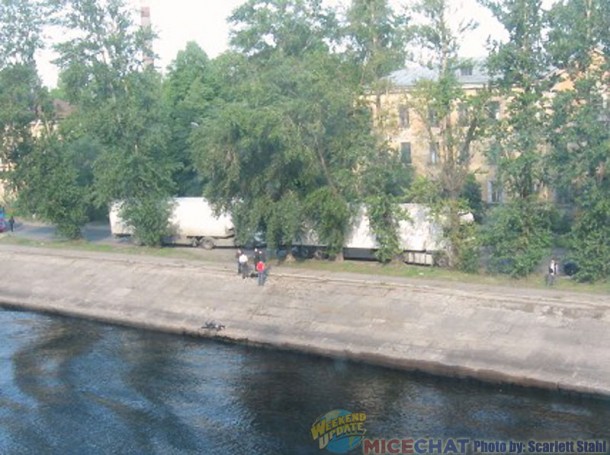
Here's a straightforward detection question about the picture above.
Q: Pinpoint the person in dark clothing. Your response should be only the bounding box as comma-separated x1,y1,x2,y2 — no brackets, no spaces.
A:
8,216,14,232
235,249,242,274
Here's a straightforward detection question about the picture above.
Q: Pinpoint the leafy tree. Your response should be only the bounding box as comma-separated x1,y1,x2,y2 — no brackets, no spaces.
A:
545,0,610,281
0,0,56,217
342,0,415,261
0,0,51,67
545,0,610,68
483,199,553,277
402,0,487,270
361,147,413,261
17,133,88,238
345,0,408,84
479,0,554,276
193,0,375,259
53,0,175,245
163,42,217,196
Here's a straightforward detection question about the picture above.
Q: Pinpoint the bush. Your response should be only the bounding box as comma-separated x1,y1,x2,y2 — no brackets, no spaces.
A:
483,199,552,277
121,197,173,247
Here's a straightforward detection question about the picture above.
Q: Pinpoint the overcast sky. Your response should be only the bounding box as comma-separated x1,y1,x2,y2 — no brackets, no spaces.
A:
38,0,503,88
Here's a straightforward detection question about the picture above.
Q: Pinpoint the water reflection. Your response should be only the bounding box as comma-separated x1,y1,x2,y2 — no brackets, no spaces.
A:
1,308,609,454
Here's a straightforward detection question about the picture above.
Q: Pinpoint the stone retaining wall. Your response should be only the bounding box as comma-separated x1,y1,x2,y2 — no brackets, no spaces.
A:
1,245,609,398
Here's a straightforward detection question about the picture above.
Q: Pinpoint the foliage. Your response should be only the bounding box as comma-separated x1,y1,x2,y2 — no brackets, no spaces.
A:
361,147,412,262
304,187,351,257
546,65,609,281
366,196,404,262
0,0,52,66
120,196,173,247
481,0,551,198
192,0,376,257
401,0,488,270
460,173,484,222
479,0,556,278
52,0,175,239
344,0,408,85
568,188,610,282
163,42,217,196
483,199,552,277
16,134,88,238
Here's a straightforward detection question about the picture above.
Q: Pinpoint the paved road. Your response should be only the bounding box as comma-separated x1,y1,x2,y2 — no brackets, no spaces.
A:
9,220,116,244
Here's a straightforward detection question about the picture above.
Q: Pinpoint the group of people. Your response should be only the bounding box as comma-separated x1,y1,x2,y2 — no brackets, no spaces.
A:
236,248,267,286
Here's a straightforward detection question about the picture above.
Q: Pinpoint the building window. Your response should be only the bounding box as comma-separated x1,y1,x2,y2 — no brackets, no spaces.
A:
487,180,503,203
429,142,439,165
400,142,412,165
486,101,501,120
460,65,473,77
398,105,410,128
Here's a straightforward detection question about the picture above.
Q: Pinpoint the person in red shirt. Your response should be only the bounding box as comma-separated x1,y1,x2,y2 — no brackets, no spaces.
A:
256,260,266,286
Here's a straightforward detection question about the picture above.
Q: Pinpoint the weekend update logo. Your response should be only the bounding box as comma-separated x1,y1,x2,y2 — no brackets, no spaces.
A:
311,409,367,453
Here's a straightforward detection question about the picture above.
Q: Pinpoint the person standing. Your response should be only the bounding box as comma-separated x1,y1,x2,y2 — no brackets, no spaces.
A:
235,249,242,275
239,251,249,279
8,215,14,232
256,260,266,286
546,258,559,286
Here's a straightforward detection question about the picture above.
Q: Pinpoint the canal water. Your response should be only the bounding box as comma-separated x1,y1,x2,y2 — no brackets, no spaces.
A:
1,308,609,455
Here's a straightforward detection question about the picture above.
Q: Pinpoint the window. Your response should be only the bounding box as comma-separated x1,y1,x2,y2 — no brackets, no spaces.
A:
400,142,412,165
487,180,503,203
398,105,410,128
429,142,439,165
460,65,473,77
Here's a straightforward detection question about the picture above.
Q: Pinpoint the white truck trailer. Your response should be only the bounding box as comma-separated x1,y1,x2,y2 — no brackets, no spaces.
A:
294,204,463,265
109,197,235,249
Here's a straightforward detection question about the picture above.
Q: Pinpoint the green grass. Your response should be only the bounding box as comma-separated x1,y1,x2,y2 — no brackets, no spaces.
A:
0,235,214,262
278,256,610,294
1,234,608,294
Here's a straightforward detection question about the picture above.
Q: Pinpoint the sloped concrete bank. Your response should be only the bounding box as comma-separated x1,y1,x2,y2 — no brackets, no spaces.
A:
1,245,609,398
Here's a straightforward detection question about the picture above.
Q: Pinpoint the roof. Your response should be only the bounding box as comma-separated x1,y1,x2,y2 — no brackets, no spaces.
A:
386,61,490,88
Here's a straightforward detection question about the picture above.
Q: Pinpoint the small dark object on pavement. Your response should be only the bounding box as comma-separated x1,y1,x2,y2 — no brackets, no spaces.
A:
202,321,225,331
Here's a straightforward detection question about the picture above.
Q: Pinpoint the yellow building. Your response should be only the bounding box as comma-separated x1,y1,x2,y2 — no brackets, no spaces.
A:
373,61,503,204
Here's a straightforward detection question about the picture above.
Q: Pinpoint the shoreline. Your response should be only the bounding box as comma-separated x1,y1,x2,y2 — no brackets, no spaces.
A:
2,244,609,399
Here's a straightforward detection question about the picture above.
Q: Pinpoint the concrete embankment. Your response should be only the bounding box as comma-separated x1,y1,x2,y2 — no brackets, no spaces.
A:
1,244,609,397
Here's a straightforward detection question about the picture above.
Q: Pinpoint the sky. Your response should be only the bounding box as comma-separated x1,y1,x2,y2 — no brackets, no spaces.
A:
38,0,504,88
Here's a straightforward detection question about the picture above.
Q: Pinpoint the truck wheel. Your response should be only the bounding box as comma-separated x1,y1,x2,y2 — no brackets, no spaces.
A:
201,238,215,250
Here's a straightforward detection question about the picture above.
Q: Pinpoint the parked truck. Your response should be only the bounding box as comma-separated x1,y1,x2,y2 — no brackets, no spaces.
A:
109,197,235,249
110,198,468,265
292,204,451,265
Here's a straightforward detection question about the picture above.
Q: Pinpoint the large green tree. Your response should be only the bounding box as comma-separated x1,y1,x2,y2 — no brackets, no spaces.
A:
53,0,176,244
546,0,610,281
402,0,487,271
163,42,218,196
0,0,59,227
480,0,554,276
344,0,414,262
192,0,376,258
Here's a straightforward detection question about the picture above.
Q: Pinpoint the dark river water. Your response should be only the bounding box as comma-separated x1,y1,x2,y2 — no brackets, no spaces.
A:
0,308,609,455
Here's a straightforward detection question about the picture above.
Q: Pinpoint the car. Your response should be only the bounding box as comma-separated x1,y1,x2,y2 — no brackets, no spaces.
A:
0,218,7,233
